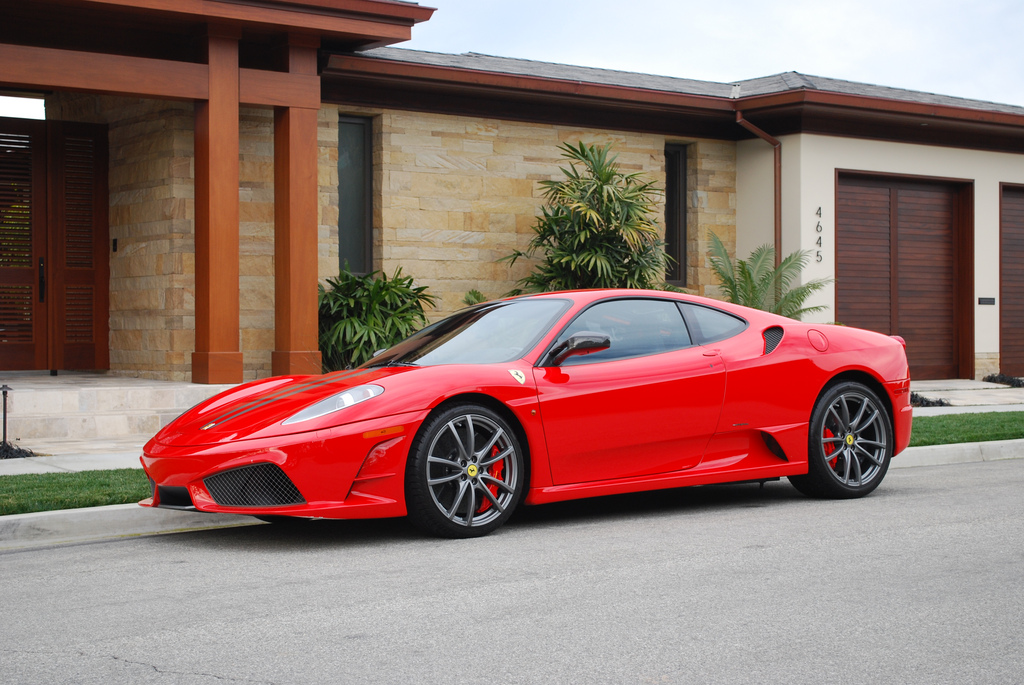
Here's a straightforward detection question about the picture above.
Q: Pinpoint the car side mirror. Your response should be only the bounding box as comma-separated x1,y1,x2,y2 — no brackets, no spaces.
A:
549,331,611,366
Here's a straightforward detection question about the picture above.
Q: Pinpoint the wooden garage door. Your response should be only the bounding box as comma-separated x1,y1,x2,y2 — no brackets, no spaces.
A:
1002,186,1024,377
837,175,968,380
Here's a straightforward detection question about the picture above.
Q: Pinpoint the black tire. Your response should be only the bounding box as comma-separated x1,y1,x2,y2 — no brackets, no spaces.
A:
405,403,526,538
789,381,893,499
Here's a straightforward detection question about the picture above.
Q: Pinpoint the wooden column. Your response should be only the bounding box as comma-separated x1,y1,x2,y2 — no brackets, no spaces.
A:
272,35,322,376
192,27,243,384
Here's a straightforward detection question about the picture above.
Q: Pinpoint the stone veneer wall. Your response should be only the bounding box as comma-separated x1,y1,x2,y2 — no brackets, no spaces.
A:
44,95,738,381
357,110,738,318
686,141,737,296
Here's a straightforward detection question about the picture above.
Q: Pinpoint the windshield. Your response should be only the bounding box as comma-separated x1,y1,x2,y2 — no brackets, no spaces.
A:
362,298,569,367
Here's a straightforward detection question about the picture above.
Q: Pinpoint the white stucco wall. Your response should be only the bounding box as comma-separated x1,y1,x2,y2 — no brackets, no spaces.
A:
737,132,1024,366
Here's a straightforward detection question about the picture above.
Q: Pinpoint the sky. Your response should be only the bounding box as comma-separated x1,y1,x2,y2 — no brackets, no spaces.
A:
401,0,1024,108
1,0,1020,116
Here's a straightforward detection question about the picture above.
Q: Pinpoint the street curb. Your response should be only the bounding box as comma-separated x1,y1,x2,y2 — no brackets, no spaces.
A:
0,504,260,551
1,440,1021,550
892,437,1024,469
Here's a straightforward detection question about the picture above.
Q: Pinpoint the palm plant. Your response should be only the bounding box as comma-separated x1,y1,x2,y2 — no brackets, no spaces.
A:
707,232,832,320
502,142,669,293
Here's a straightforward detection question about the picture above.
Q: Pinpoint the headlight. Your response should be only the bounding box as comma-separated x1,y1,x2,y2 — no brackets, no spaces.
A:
282,385,384,425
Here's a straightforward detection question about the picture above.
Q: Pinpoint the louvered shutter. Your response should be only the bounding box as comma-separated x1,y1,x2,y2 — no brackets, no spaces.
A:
0,119,47,369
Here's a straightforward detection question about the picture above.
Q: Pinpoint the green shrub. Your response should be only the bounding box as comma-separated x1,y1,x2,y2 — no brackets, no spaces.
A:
707,232,832,320
462,289,487,306
318,268,436,371
501,141,669,293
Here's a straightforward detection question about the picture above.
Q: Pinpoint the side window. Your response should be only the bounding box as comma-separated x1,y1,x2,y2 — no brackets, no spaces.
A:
678,302,747,344
664,144,688,286
338,116,372,274
550,299,692,366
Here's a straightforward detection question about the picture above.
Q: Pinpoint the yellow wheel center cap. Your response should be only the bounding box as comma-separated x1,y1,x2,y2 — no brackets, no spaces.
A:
466,464,479,478
846,434,855,446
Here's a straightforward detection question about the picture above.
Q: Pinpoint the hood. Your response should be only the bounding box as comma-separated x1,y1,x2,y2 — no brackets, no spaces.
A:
152,368,406,446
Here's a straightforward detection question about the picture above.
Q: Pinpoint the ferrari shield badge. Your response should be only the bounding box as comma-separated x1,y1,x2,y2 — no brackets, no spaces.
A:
508,369,526,385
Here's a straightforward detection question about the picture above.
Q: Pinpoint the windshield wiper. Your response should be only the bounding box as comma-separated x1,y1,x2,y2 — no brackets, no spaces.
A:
365,360,418,368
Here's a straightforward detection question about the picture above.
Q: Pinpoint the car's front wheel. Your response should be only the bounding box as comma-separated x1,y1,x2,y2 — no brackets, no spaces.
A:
405,404,525,538
789,381,893,498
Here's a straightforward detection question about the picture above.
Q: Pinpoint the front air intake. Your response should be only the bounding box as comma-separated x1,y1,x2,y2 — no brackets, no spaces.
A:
763,326,784,354
204,463,305,507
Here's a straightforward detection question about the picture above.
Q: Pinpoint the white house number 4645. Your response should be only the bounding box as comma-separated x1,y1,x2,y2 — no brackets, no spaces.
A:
814,207,823,262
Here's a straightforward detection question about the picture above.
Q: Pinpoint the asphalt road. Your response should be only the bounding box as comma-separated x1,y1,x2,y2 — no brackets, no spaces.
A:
2,460,1022,685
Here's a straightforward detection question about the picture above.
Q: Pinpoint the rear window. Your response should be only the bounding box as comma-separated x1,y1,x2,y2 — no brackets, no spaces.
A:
678,302,747,344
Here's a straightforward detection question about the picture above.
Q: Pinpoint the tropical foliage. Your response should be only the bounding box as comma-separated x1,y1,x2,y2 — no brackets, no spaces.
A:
502,142,669,293
707,232,832,320
462,289,487,306
318,268,436,371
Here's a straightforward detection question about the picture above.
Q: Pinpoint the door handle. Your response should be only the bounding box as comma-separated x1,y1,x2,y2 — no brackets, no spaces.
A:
38,257,45,303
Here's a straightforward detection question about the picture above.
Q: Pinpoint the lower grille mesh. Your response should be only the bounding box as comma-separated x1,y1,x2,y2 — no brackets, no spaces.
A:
204,463,305,507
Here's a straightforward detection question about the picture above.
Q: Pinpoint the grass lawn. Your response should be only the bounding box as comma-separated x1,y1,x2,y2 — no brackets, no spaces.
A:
908,411,1024,447
0,468,150,516
1,411,1023,515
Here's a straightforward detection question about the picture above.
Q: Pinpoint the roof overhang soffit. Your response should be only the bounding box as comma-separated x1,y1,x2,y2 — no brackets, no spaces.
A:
323,53,735,117
0,42,320,107
323,53,1024,149
63,0,435,46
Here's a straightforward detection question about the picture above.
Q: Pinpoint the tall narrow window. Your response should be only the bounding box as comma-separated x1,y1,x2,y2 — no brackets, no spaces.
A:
664,144,687,286
338,116,372,274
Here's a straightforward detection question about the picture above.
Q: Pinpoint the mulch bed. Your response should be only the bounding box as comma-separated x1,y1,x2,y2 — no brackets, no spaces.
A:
983,373,1024,388
910,392,951,408
0,442,35,460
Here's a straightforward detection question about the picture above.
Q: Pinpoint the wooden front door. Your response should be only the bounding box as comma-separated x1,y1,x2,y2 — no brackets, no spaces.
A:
836,174,972,380
0,117,108,371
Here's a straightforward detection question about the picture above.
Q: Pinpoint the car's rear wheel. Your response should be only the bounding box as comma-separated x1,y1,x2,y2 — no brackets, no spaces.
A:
789,381,893,499
405,404,525,538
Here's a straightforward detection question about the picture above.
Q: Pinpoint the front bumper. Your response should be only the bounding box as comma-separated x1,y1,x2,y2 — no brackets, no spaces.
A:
139,410,427,519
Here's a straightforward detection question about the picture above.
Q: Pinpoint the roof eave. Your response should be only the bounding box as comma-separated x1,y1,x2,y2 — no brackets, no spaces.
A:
737,89,1024,129
323,53,735,113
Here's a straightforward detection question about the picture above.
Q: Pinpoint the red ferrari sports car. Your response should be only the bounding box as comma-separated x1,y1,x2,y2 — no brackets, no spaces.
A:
141,289,912,538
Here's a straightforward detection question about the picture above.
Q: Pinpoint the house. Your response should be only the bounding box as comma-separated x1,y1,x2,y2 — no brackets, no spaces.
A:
2,0,1023,384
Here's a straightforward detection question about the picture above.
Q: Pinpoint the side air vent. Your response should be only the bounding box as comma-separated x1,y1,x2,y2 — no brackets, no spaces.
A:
763,326,784,354
761,432,788,461
204,463,305,507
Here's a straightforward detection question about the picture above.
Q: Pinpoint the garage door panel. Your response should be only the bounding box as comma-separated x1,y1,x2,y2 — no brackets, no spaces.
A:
837,176,962,380
837,183,891,333
1001,186,1024,377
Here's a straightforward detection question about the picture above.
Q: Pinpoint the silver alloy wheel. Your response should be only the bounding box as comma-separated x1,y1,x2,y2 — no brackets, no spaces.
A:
425,413,519,528
819,390,889,487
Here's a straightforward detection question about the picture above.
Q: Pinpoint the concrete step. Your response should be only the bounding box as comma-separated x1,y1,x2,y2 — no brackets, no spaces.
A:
9,408,182,441
0,372,235,448
4,382,232,416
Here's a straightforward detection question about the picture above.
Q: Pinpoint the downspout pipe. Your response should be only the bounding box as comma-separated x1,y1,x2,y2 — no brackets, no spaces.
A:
735,111,782,266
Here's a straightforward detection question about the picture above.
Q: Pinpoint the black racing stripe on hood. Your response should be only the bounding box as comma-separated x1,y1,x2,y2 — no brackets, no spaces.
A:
204,369,372,427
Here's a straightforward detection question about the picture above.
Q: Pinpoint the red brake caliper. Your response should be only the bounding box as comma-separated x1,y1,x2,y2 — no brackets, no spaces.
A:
823,427,838,468
476,445,504,513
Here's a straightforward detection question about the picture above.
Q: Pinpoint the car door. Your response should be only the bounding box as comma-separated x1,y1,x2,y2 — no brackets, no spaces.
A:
533,298,726,485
